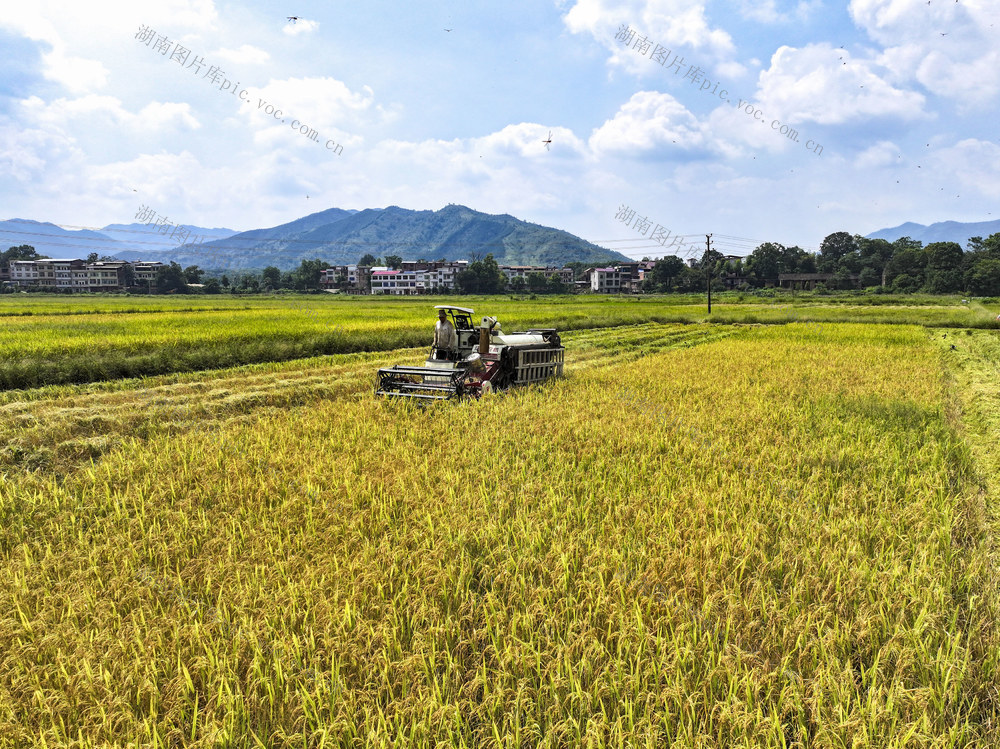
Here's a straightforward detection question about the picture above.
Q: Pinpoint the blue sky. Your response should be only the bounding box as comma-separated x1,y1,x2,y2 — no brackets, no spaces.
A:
1,0,997,259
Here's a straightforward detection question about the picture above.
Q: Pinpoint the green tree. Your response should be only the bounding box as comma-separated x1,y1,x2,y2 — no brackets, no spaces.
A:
884,246,926,290
509,276,526,293
858,267,882,288
237,273,261,293
546,274,568,294
291,258,329,290
262,266,282,289
384,255,403,270
857,237,894,286
457,254,505,294
923,241,964,294
649,256,685,291
817,232,859,273
183,265,205,284
155,262,190,294
203,278,221,294
358,253,378,266
966,258,1000,295
119,262,136,288
2,244,45,266
526,272,548,293
747,242,786,285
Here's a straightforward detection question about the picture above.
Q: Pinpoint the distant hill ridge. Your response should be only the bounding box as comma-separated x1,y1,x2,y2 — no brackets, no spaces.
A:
0,218,237,260
114,204,629,270
866,218,1000,246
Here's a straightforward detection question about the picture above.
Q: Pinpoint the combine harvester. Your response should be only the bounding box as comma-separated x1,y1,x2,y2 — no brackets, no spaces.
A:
375,305,565,401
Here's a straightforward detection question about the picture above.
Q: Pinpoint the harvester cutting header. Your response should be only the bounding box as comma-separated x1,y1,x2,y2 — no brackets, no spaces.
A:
375,305,565,401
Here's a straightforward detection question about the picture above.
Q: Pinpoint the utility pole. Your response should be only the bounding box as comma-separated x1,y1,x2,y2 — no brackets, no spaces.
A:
705,234,713,314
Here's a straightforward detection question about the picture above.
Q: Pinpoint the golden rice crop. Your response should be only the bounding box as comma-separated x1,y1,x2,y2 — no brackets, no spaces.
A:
0,322,996,747
0,294,992,390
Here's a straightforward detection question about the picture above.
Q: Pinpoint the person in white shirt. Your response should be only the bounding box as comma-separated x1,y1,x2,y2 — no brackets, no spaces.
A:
433,309,457,359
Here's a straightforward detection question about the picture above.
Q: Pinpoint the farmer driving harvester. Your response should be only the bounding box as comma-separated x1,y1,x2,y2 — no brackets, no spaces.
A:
375,304,565,400
432,308,458,360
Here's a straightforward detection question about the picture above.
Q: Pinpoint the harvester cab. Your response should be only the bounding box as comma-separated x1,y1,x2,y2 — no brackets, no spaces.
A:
375,305,564,401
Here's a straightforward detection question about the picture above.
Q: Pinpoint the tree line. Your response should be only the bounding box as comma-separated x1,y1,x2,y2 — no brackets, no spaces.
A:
5,230,999,295
643,232,1000,295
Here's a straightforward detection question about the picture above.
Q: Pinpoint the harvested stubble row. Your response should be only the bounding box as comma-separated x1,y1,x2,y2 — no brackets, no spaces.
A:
0,323,728,475
0,293,993,391
0,323,996,747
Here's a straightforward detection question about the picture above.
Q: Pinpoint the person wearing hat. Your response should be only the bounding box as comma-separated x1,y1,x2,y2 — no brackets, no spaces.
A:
433,309,457,360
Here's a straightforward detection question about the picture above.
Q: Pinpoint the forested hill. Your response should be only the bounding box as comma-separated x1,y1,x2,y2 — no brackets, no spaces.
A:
113,205,629,270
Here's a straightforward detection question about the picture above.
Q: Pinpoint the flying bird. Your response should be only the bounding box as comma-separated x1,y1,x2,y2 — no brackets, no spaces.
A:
287,16,300,23
542,131,552,150
444,28,453,32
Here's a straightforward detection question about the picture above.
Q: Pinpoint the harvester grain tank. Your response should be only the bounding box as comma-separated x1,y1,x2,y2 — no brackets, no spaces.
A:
374,305,564,400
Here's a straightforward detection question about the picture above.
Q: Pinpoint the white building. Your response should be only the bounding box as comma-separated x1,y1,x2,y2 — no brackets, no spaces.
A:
10,260,41,287
588,267,628,293
132,261,165,287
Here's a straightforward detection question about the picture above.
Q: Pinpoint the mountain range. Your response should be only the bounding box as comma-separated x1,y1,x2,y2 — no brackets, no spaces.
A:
0,219,237,261
1,206,630,271
865,219,1000,247
115,205,630,270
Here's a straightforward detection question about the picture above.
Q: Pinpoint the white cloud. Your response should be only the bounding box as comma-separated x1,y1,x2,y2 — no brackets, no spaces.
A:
214,45,271,65
736,0,821,24
238,77,375,153
0,1,221,94
562,0,740,70
854,140,902,169
934,139,1000,199
755,44,926,125
0,121,80,183
589,91,708,155
850,0,1000,102
477,123,587,157
19,95,200,134
283,19,319,36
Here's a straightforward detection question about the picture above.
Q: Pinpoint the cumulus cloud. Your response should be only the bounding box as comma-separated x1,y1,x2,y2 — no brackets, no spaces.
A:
283,19,319,36
19,94,200,134
853,140,902,169
736,0,822,24
755,44,926,125
935,139,1000,199
214,45,271,66
0,0,220,94
477,123,587,157
589,91,708,155
562,0,740,71
238,76,376,154
851,0,1000,102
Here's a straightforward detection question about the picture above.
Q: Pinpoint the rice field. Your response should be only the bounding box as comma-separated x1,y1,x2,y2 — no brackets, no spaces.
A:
0,293,994,390
0,298,998,747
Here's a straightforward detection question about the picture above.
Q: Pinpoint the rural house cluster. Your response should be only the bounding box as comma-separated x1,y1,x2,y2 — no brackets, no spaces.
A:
2,257,674,294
